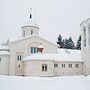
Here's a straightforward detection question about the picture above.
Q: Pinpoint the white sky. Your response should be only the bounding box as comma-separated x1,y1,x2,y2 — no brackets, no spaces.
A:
0,0,90,44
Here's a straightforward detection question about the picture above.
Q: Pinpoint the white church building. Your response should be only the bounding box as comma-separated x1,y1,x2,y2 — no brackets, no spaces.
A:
0,11,90,76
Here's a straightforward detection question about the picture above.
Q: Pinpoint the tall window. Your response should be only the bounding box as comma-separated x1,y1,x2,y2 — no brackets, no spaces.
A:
31,47,38,53
31,47,33,53
42,64,47,71
62,64,65,68
84,26,86,47
23,31,25,37
69,64,72,68
88,24,90,45
31,30,33,35
0,58,1,62
17,55,22,61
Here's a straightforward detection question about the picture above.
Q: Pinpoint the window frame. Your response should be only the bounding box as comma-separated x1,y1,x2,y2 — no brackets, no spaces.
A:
69,64,72,68
62,64,65,68
17,55,22,61
42,64,47,72
31,30,33,35
75,64,79,68
54,64,58,68
31,47,38,53
0,58,1,62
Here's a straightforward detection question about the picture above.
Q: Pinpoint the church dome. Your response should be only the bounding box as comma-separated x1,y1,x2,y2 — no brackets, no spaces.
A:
21,9,39,37
22,19,39,28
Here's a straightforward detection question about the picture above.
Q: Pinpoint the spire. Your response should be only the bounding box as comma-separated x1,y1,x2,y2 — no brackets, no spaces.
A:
30,8,32,19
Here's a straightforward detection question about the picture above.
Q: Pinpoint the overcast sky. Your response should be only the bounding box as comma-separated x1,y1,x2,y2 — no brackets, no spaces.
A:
0,0,90,44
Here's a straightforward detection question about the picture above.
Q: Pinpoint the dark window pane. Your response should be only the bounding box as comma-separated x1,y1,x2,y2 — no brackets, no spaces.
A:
45,65,47,71
42,66,44,71
20,55,22,60
17,55,19,60
31,47,33,53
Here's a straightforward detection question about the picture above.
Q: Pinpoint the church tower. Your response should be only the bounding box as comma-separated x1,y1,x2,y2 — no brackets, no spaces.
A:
21,8,39,37
80,18,90,75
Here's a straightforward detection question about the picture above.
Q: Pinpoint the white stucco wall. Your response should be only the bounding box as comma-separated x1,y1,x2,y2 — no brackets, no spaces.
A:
54,61,83,76
9,35,57,75
81,19,90,75
0,55,10,75
22,26,39,37
23,60,54,76
15,61,24,76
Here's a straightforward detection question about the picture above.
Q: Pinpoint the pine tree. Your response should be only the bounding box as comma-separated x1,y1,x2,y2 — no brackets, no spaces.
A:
57,34,64,48
64,37,75,49
68,37,75,49
64,38,68,48
76,35,81,50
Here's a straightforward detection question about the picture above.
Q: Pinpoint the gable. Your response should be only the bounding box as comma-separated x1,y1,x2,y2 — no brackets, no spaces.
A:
9,35,58,54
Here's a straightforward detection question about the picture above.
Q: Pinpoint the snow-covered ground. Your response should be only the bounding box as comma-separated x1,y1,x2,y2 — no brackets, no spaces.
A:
0,75,90,90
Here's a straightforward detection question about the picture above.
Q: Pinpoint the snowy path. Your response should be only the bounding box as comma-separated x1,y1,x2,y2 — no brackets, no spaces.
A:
0,75,90,90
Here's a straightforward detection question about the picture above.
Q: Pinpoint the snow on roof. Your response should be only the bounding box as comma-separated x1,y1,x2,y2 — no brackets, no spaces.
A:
23,49,82,62
0,45,9,50
0,51,10,55
9,35,57,46
21,19,39,28
38,44,44,48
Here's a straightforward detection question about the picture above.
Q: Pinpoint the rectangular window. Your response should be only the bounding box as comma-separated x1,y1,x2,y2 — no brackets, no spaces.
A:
42,64,47,71
45,65,47,71
84,27,86,47
75,64,79,68
42,65,44,71
0,58,1,62
31,30,33,35
31,47,38,53
54,64,58,68
37,47,38,52
34,47,36,53
18,65,20,68
23,31,25,37
62,64,65,68
17,55,22,61
20,55,22,60
17,55,19,61
69,64,72,68
31,47,33,53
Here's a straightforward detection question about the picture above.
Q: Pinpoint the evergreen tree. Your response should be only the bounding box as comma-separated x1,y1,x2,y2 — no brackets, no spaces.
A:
64,38,68,48
57,34,64,48
68,37,75,49
64,37,75,49
76,35,81,50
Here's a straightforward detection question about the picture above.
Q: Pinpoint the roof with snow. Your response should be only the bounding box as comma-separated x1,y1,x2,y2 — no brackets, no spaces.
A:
9,35,57,46
21,19,39,28
0,51,10,55
23,49,82,62
0,45,9,51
